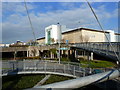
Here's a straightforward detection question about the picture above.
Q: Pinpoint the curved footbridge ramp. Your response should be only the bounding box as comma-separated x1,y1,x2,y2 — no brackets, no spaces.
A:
28,69,120,90
2,60,120,89
2,60,89,78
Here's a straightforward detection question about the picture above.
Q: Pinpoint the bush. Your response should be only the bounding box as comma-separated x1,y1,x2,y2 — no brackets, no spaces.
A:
25,56,40,59
61,57,70,61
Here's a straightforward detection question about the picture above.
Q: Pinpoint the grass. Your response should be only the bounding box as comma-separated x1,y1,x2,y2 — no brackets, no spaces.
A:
80,60,115,68
43,75,74,85
2,74,74,90
2,74,44,90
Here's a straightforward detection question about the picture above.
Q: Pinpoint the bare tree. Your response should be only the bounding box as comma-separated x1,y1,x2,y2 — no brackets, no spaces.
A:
51,38,55,44
61,39,65,43
79,34,89,42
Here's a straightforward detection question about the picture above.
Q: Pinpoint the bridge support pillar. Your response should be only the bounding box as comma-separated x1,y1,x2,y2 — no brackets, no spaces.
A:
27,50,29,57
75,50,77,58
14,51,17,60
90,52,93,60
51,52,55,59
50,52,53,59
87,52,93,61
87,52,90,61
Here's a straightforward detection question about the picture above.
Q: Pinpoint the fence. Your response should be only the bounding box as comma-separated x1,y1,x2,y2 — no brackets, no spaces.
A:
2,60,111,77
72,42,120,59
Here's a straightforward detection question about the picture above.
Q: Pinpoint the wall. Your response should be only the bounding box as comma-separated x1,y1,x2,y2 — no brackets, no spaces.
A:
115,34,120,42
37,38,45,45
62,29,106,43
45,25,66,44
106,30,116,42
81,29,106,42
62,30,82,43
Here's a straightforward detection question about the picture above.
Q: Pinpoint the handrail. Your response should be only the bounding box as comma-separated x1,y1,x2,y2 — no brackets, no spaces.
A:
2,60,88,77
33,69,120,89
2,60,110,77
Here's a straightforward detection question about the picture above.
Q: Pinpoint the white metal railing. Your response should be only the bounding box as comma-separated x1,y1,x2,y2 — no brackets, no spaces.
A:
72,42,120,58
2,60,87,77
2,60,110,77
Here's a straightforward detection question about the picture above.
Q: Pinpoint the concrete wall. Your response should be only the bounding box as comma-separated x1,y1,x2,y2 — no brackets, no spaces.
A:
37,38,45,45
62,29,106,43
81,29,106,42
62,30,82,43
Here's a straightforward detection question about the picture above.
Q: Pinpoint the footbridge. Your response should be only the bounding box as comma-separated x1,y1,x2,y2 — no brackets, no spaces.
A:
2,60,91,78
2,60,120,90
71,42,120,61
1,42,120,61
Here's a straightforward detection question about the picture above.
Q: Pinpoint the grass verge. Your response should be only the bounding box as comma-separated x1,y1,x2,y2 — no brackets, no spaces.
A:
2,74,74,90
2,74,44,90
80,60,116,68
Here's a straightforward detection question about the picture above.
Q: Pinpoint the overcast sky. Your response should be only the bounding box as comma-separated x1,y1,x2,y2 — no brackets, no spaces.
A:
2,1,118,44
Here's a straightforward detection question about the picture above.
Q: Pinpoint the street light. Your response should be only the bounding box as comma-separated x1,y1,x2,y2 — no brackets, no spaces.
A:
57,23,61,64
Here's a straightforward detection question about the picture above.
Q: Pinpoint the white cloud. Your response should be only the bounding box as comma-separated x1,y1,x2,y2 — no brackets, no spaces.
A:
2,2,118,44
2,2,35,15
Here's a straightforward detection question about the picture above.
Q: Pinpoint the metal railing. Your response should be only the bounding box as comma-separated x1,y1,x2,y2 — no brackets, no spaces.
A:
2,60,111,77
71,42,120,59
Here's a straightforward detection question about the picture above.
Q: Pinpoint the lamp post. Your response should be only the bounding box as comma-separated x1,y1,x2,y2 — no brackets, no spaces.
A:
59,40,61,64
58,23,61,64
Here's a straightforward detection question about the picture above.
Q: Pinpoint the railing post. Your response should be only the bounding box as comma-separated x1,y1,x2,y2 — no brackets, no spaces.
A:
68,62,69,70
64,65,65,73
83,68,85,77
23,60,25,71
54,64,56,72
34,61,36,71
106,44,109,55
79,63,80,68
74,66,75,76
44,61,46,75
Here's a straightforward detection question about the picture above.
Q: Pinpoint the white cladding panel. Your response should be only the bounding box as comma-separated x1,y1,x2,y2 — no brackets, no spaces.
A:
45,25,65,44
106,30,116,42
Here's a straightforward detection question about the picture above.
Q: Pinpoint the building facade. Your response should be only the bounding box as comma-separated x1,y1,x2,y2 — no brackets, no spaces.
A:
37,25,120,45
37,37,45,45
45,25,66,44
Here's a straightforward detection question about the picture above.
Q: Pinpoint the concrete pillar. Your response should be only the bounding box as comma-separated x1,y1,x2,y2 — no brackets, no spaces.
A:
87,52,90,61
70,50,72,55
61,50,64,55
36,50,39,57
81,50,83,56
75,50,78,58
51,52,53,59
73,49,75,58
27,51,29,57
66,50,69,58
14,51,17,60
83,51,85,56
68,50,70,58
90,52,93,60
53,53,55,59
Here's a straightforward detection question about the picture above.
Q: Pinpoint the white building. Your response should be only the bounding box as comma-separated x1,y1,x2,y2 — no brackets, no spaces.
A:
43,25,120,45
0,44,9,47
115,33,120,42
105,30,120,42
105,30,116,42
45,25,66,44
